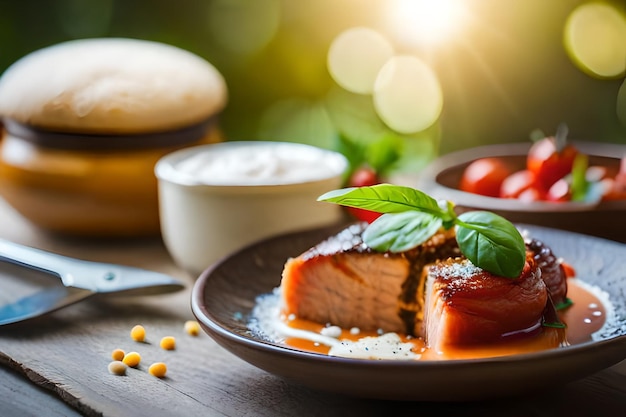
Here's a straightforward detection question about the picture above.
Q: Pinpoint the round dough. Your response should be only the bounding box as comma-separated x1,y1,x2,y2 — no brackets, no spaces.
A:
0,38,228,134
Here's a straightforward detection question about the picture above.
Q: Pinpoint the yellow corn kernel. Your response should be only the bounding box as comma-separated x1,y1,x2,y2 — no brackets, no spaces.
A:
130,324,146,342
184,320,200,336
108,361,127,376
148,362,167,378
111,348,125,361
122,351,141,368
160,336,176,350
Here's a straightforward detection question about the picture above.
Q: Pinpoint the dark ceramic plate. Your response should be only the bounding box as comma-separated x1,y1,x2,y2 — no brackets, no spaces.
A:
191,224,626,401
415,141,626,243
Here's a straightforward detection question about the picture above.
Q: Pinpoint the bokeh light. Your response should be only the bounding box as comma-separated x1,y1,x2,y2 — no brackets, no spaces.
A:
0,0,625,169
564,2,626,79
327,27,394,94
385,0,468,47
206,0,281,56
258,98,336,149
373,55,443,134
325,85,391,145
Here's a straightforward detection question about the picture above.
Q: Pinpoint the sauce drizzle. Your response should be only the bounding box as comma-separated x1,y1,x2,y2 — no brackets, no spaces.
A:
250,279,609,361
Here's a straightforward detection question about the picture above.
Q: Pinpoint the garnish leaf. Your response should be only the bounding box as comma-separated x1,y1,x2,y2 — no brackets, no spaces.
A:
456,211,526,278
318,184,443,216
542,295,567,329
319,184,527,278
363,212,443,252
570,153,589,202
365,134,403,175
554,297,574,311
529,128,545,143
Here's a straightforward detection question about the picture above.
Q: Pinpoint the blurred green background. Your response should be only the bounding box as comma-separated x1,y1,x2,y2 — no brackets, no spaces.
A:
1,0,624,177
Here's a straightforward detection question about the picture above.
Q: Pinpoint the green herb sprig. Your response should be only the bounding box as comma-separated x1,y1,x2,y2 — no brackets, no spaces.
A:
318,184,526,278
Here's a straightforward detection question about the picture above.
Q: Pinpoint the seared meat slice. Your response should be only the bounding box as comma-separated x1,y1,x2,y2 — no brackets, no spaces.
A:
280,222,565,348
282,238,409,332
424,253,547,349
526,238,568,306
280,222,460,334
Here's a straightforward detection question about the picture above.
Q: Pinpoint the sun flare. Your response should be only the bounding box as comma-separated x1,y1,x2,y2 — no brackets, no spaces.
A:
386,0,468,47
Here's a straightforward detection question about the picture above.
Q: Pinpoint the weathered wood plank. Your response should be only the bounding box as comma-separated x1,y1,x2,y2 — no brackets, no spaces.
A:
0,365,82,417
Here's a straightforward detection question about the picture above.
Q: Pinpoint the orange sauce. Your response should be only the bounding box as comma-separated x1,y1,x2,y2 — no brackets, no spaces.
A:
281,279,607,360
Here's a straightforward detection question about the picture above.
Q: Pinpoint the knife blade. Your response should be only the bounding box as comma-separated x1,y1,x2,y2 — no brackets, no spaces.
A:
0,238,185,326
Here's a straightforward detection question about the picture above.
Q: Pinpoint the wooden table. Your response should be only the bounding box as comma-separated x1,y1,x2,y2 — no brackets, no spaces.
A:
0,197,625,417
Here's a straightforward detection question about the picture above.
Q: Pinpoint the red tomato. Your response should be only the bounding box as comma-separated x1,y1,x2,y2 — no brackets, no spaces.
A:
517,187,545,202
615,156,626,191
546,178,571,202
346,166,383,223
603,178,626,201
349,166,379,188
561,262,576,278
459,157,512,197
500,169,539,199
599,156,626,201
527,137,578,190
347,206,383,223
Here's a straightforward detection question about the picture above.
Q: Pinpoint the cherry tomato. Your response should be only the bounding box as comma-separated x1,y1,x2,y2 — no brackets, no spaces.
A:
500,169,541,199
561,261,576,278
517,187,545,202
459,157,512,197
546,178,571,202
602,156,626,200
527,137,578,191
615,156,626,189
346,166,383,223
347,206,383,223
349,166,379,188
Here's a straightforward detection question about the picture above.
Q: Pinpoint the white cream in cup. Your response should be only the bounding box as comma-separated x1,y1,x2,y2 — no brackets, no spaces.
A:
155,141,348,274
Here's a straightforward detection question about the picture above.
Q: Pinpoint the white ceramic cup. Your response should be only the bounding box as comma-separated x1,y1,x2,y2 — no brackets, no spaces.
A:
155,141,348,275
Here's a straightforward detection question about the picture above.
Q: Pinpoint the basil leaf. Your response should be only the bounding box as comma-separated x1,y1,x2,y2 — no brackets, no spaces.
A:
318,184,443,215
363,212,443,252
542,296,567,328
319,184,527,278
554,297,573,310
570,153,589,202
456,211,526,278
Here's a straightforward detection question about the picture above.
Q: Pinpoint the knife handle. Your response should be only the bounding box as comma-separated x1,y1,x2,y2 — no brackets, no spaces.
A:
0,238,107,291
0,238,184,294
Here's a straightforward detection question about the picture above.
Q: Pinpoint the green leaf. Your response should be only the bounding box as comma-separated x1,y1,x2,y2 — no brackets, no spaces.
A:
542,321,567,329
336,133,367,173
570,153,589,202
456,211,526,278
529,128,545,143
363,212,443,252
319,184,528,278
542,296,567,328
554,297,574,310
570,154,605,204
365,134,403,176
318,184,443,216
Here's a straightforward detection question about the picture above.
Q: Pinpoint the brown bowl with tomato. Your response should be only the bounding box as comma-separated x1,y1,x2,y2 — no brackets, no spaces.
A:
415,140,626,243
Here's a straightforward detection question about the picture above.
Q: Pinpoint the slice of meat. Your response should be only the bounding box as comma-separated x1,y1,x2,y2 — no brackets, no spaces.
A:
280,222,563,349
280,222,460,334
424,253,547,350
525,238,568,306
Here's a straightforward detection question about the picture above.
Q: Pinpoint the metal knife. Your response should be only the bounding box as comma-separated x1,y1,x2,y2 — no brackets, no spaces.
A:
0,238,185,326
